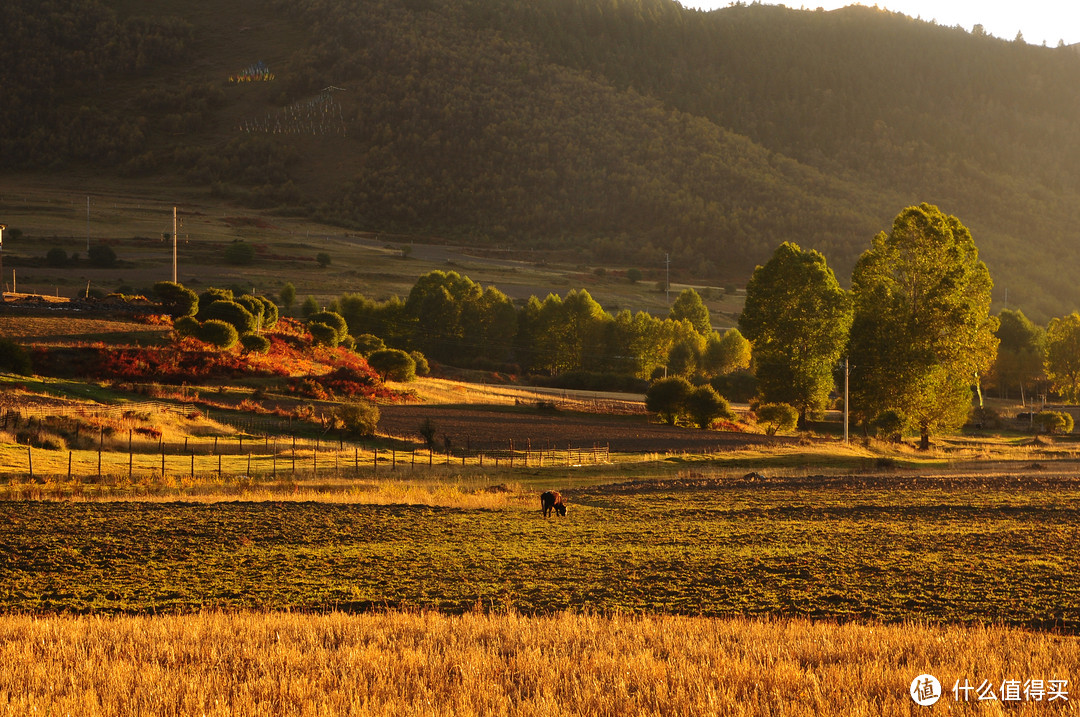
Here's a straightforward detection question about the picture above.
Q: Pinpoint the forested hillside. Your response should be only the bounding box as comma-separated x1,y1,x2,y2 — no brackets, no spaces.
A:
4,0,1080,319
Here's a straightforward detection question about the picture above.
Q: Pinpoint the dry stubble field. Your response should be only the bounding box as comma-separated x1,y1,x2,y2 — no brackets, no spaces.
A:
1,610,1076,716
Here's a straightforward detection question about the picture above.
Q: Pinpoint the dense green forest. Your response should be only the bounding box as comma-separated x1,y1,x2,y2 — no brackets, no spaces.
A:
4,0,1080,319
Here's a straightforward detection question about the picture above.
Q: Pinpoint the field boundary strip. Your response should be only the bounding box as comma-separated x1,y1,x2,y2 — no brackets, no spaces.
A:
5,401,200,420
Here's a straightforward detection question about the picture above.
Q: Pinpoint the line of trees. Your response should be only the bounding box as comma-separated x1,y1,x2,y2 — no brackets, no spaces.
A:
741,203,1000,449
738,202,1080,447
320,271,750,390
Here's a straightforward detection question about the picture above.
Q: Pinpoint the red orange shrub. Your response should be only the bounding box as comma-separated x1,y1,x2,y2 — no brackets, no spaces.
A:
30,323,405,403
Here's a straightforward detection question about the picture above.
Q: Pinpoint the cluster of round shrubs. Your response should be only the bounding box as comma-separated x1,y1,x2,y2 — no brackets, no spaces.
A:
155,282,278,352
154,282,431,383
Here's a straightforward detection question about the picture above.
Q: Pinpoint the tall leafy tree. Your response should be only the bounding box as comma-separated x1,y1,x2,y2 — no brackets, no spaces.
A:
1044,313,1080,403
739,242,852,426
849,203,998,449
992,309,1045,403
669,288,711,335
461,286,517,364
405,271,471,361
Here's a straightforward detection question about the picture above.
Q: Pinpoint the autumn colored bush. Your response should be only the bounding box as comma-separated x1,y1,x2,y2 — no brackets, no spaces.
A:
29,323,403,403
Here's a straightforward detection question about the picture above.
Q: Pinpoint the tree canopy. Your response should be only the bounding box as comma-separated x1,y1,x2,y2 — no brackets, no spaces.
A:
669,289,711,335
848,204,998,449
991,309,1045,402
739,242,852,425
1044,313,1080,404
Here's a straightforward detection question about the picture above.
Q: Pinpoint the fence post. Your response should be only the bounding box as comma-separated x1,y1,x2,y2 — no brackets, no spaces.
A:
27,446,33,480
98,428,103,478
67,451,72,481
292,436,296,476
191,452,195,478
161,442,166,478
373,448,378,474
218,454,222,480
509,439,514,468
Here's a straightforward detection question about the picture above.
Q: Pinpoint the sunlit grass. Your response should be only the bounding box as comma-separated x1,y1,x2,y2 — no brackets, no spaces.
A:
0,610,1074,716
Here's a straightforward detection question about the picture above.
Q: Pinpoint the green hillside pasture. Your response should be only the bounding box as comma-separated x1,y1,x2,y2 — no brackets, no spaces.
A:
0,182,742,320
2,474,1077,630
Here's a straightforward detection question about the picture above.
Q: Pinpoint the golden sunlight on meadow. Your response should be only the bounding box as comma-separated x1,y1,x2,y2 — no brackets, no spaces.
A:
0,610,1075,716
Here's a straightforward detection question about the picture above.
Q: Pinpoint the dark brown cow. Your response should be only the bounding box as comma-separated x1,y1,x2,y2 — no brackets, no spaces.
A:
540,491,566,517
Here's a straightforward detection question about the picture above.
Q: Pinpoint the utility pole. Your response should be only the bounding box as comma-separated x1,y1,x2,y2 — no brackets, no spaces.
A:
665,253,671,306
173,206,178,283
0,224,6,298
843,356,850,443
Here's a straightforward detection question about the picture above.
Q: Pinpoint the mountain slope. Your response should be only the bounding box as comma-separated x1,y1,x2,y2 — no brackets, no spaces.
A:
4,0,1080,320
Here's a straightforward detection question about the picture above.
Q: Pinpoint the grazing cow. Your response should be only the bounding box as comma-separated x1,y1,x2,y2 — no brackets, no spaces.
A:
540,491,566,517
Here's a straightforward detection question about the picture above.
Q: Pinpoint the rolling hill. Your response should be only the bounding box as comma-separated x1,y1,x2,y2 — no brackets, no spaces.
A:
3,0,1080,320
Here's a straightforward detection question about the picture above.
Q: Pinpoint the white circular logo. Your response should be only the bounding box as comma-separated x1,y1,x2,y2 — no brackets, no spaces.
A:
910,674,942,706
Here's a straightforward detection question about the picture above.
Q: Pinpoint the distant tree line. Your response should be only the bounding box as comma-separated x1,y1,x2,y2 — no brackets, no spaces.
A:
309,270,750,391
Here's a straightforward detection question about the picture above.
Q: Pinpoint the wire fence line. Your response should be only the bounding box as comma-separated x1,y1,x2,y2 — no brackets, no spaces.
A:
4,436,613,483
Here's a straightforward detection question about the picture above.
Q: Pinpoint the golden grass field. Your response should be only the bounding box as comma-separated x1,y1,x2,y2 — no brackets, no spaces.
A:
0,610,1075,716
